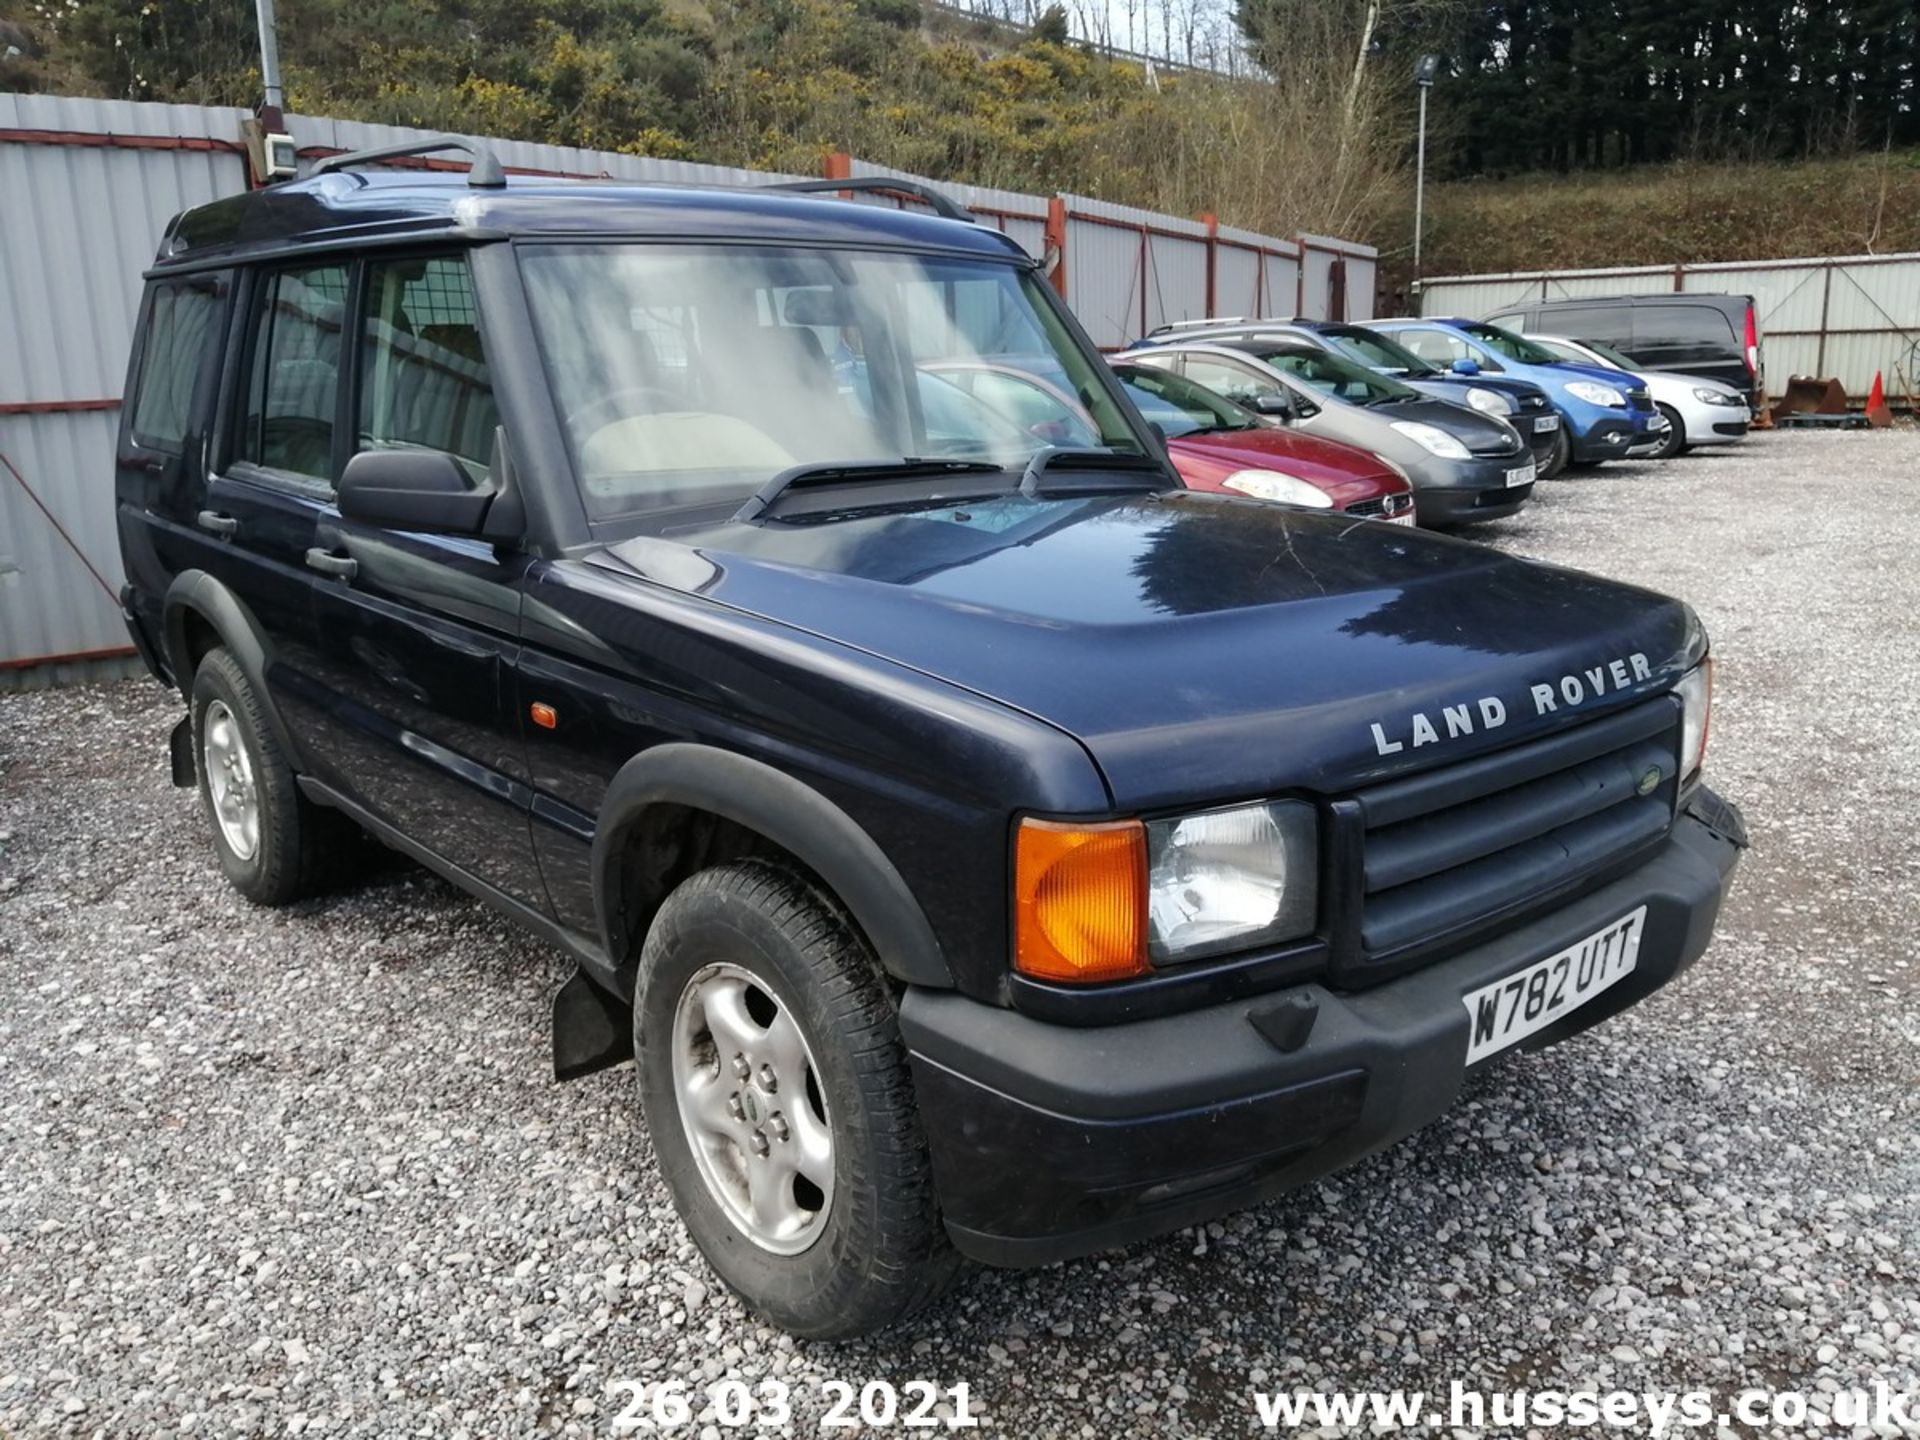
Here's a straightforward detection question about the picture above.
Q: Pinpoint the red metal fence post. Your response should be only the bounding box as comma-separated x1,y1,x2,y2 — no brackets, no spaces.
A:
1044,195,1069,299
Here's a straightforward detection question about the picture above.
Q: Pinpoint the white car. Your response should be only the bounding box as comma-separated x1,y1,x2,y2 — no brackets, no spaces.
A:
1525,334,1751,460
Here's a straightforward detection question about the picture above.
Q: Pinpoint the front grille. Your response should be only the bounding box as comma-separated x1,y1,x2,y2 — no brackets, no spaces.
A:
1336,695,1682,984
1346,493,1412,520
1517,393,1548,412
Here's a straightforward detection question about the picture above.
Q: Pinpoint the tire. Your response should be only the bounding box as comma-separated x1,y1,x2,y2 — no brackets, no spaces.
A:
1538,423,1571,479
1654,404,1689,459
190,647,357,905
634,859,961,1339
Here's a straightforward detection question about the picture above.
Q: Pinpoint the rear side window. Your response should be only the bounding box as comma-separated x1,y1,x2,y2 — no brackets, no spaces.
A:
130,275,226,453
1539,305,1632,346
1634,304,1737,351
239,263,350,483
359,255,498,481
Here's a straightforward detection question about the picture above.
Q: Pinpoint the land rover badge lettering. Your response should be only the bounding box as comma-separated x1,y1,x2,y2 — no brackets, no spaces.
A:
1370,651,1655,757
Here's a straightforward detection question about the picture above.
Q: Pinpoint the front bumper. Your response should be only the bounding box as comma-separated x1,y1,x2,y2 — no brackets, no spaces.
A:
901,794,1743,1268
1406,453,1536,526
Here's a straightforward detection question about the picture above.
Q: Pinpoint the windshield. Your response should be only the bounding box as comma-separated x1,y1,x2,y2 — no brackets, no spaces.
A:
1320,326,1439,377
1110,364,1257,437
1460,322,1563,366
1233,343,1421,405
519,244,1147,523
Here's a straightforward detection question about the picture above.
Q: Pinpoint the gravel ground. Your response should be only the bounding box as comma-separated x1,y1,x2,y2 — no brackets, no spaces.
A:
2,428,1917,1439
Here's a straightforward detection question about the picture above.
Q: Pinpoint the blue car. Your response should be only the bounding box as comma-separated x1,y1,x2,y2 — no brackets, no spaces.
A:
1372,318,1665,467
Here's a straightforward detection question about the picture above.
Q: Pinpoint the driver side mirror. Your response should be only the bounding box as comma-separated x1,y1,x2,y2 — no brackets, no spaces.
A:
1247,392,1294,420
1449,358,1482,376
338,449,501,537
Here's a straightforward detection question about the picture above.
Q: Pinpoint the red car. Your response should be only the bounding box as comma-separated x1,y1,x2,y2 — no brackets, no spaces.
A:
1111,361,1416,524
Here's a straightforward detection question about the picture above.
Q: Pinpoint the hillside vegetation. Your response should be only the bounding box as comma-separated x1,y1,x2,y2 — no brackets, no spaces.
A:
5,0,1916,294
0,0,1407,246
1392,152,1920,295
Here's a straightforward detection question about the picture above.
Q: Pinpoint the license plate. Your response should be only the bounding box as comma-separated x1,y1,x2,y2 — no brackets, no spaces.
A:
1533,414,1561,432
1462,907,1645,1066
1504,462,1536,487
1386,512,1417,527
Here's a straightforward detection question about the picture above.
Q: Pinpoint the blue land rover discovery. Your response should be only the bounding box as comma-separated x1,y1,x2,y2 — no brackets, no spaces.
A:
114,141,1744,1338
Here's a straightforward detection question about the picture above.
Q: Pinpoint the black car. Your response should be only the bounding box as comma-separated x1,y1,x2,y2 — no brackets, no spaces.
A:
1136,318,1569,477
1482,293,1762,409
114,140,1745,1339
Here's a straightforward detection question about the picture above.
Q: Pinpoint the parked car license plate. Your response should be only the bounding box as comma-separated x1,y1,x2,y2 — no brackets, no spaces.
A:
1504,462,1537,487
1462,907,1645,1065
1386,512,1417,527
1533,414,1561,432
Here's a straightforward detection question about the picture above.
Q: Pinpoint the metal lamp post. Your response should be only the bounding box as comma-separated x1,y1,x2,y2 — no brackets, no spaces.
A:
1413,53,1439,282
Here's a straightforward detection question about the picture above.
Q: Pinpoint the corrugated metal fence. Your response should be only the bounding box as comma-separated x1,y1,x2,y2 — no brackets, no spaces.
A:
1415,254,1920,405
0,93,1375,687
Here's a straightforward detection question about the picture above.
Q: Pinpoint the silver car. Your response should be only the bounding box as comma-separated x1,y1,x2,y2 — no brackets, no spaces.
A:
1525,334,1751,460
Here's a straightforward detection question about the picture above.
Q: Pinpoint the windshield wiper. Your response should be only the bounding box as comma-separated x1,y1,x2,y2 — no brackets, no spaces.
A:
1017,446,1167,498
734,457,1003,522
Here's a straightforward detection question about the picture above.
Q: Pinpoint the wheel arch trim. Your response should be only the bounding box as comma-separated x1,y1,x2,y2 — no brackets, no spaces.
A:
592,744,955,991
161,569,300,763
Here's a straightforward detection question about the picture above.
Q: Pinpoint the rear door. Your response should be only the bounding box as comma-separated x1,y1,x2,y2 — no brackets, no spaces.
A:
200,261,352,757
1628,302,1748,395
300,250,547,907
116,270,232,662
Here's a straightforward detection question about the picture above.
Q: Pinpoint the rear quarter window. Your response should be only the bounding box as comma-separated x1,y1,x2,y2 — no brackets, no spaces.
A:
129,274,228,453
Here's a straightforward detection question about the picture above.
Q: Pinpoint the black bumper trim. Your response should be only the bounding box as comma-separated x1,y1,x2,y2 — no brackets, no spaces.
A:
902,796,1742,1267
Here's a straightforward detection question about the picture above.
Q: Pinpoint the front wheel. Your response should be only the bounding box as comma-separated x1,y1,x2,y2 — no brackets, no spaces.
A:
1654,404,1690,458
634,860,961,1338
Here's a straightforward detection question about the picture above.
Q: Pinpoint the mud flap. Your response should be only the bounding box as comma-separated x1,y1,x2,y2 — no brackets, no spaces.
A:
553,968,635,1082
169,716,196,788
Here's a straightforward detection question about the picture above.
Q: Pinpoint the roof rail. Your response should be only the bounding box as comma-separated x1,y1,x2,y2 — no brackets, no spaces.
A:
769,176,974,224
1147,316,1251,336
313,137,507,189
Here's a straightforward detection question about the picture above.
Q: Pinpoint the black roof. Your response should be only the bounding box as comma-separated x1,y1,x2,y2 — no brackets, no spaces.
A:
154,170,1030,270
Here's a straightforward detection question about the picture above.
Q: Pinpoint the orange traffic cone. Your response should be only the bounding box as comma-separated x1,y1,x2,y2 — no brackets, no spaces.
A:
1866,371,1894,428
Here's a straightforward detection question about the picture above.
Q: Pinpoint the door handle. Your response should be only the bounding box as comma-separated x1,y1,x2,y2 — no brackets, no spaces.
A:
196,510,239,538
305,547,358,581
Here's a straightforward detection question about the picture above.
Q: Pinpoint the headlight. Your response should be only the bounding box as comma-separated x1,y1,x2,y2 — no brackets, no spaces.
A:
1693,387,1741,406
1675,660,1712,780
1011,801,1319,982
1465,386,1511,415
1565,381,1626,407
1221,469,1335,507
1390,420,1472,459
1146,801,1317,963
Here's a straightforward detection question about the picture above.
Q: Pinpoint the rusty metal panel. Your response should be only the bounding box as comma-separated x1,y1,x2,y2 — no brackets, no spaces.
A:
1213,243,1260,317
1261,250,1301,318
0,97,252,680
1344,254,1378,320
0,410,136,691
1298,246,1336,319
1060,195,1205,348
